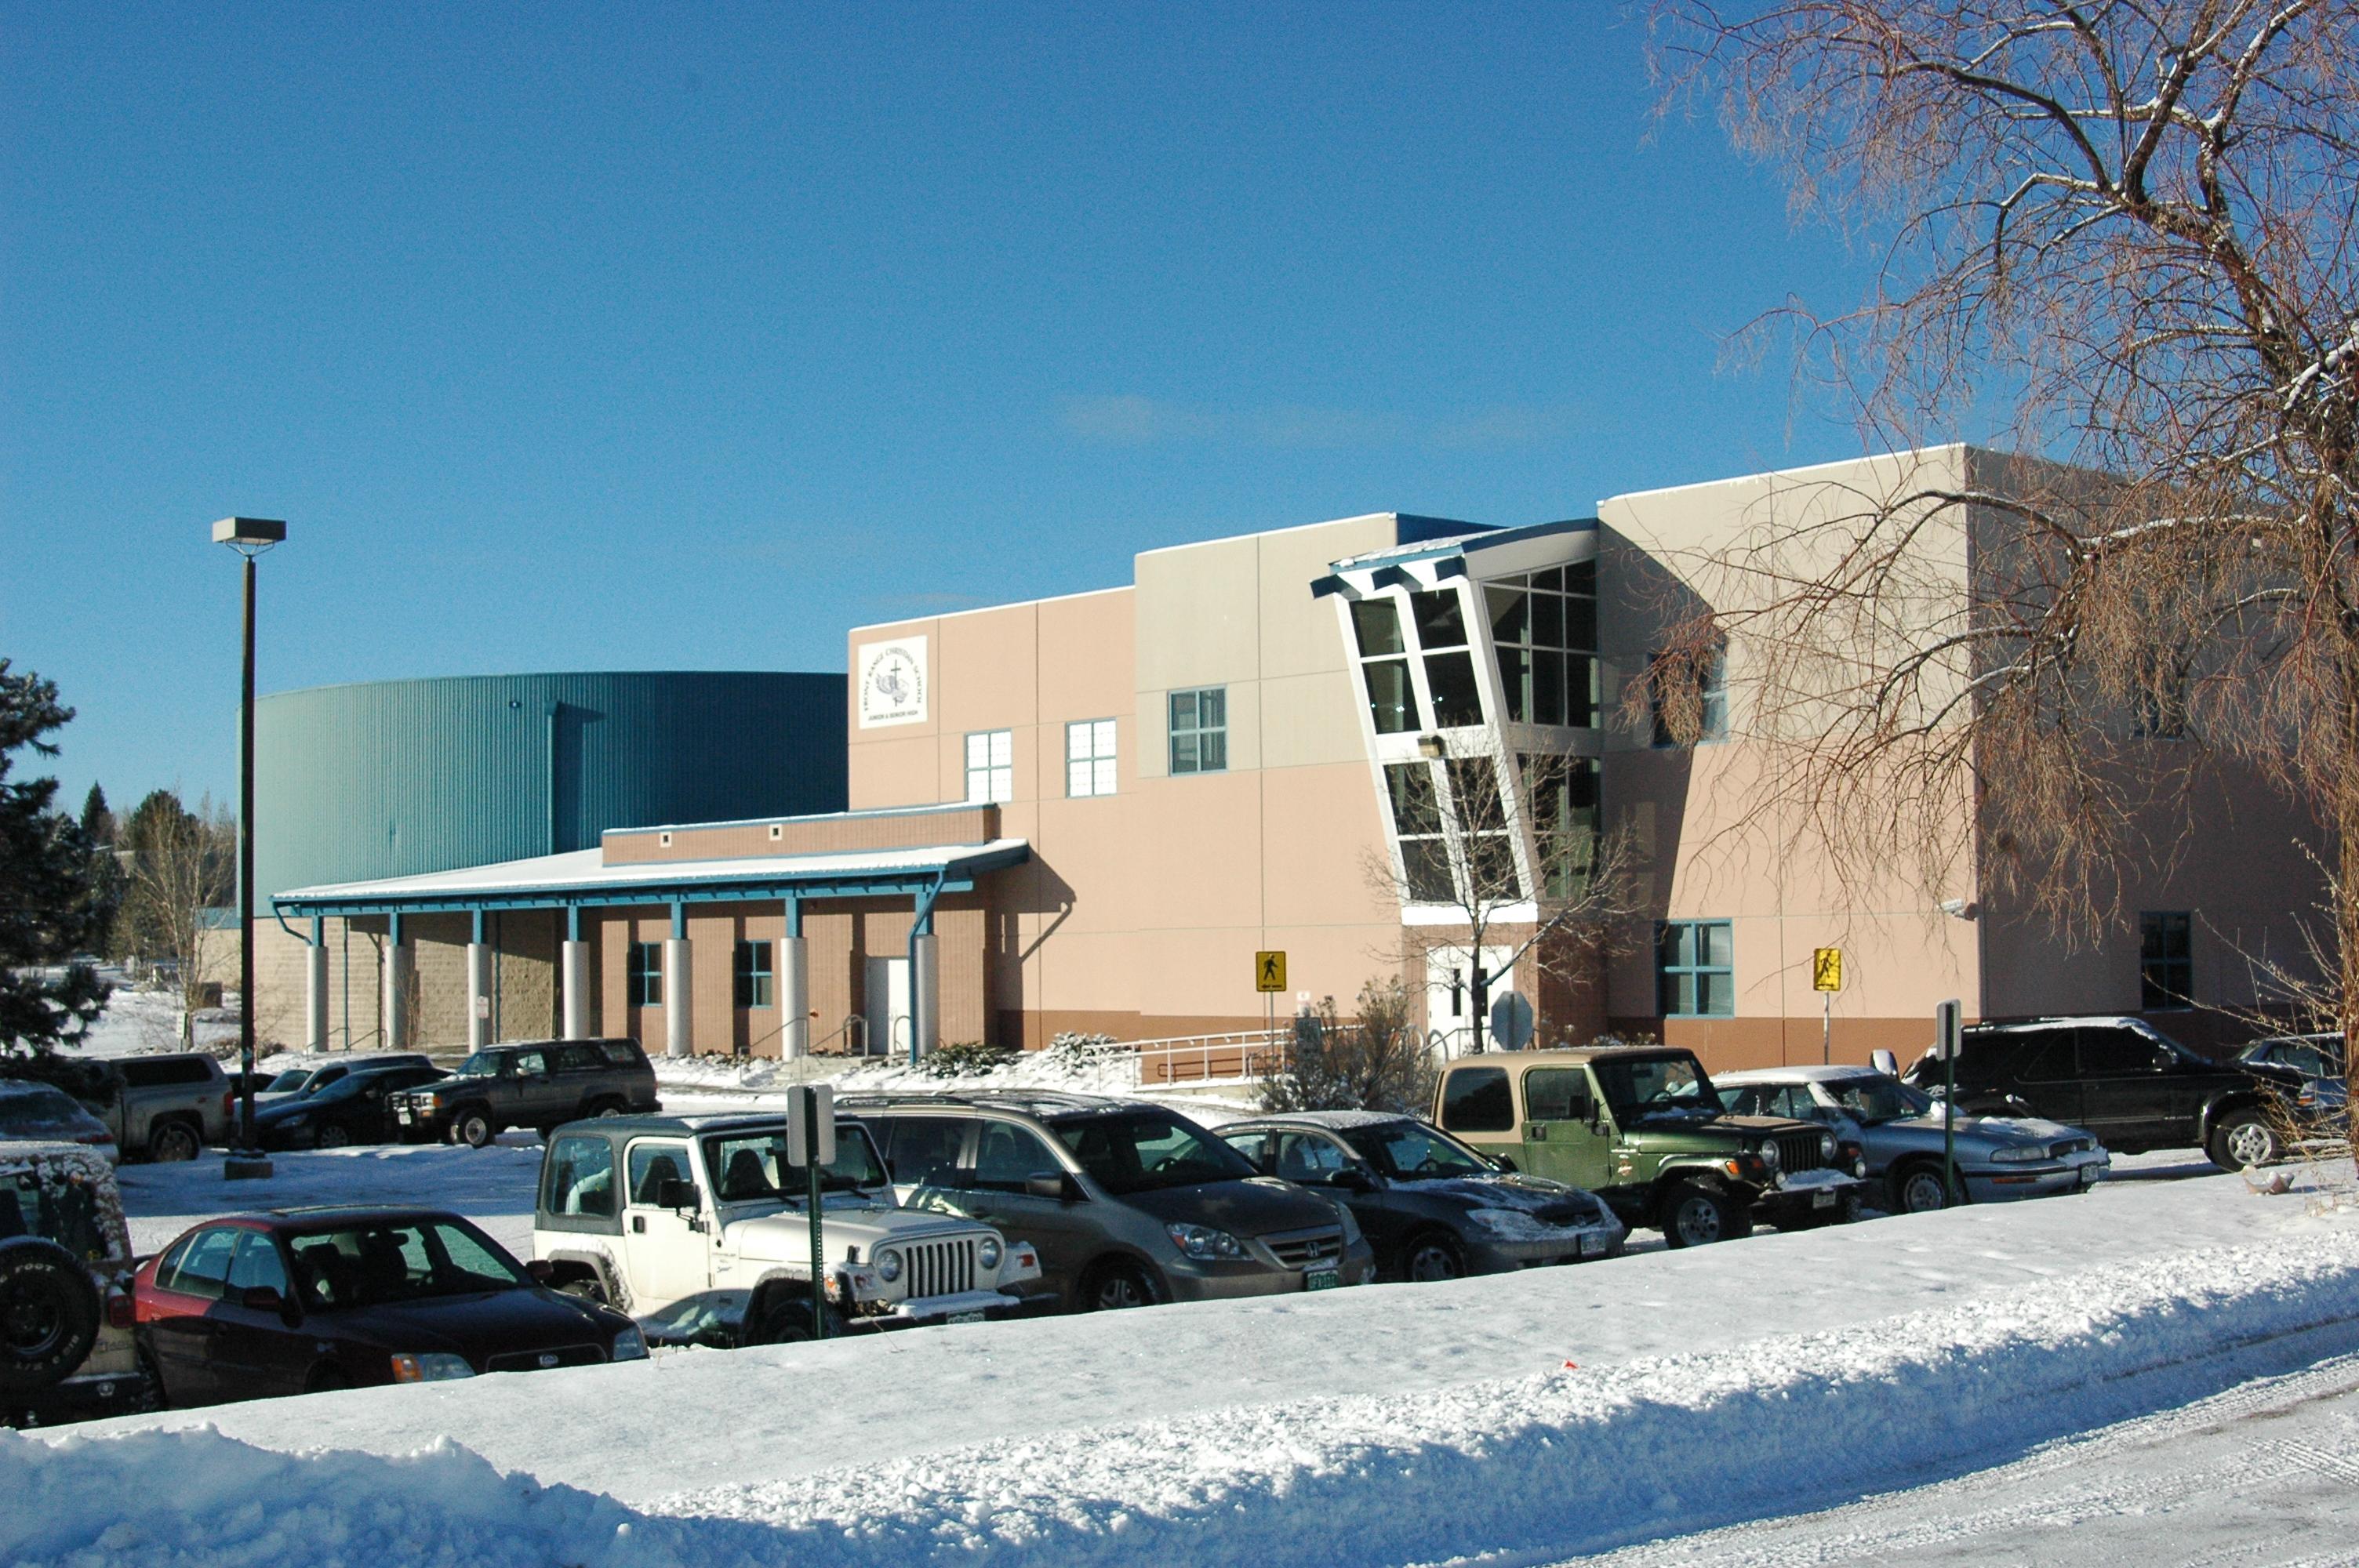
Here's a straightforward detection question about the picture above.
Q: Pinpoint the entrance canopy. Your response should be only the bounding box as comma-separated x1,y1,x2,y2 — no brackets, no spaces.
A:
273,838,1030,918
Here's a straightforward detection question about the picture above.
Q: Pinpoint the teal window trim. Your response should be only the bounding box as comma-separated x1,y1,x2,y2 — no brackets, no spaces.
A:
627,942,663,1007
1168,687,1228,775
732,938,774,1009
1657,920,1734,1018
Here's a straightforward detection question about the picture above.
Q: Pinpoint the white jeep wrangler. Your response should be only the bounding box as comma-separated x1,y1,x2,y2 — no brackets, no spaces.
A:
2,1141,153,1426
532,1112,1041,1344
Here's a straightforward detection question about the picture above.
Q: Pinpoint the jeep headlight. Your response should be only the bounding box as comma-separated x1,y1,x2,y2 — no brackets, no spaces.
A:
1988,1144,2045,1163
1165,1222,1247,1261
1819,1132,1835,1160
1757,1140,1779,1171
977,1236,1002,1270
874,1247,903,1283
610,1326,648,1362
390,1352,474,1383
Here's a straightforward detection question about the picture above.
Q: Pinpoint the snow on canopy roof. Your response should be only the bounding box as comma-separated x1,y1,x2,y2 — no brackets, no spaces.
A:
274,839,1031,909
1325,516,1598,572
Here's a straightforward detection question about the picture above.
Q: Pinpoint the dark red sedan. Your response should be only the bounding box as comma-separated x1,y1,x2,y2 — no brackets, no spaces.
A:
133,1207,646,1404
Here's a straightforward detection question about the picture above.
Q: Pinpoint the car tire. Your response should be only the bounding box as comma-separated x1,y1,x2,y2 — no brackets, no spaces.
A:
1892,1163,1958,1214
314,1123,354,1150
1660,1183,1740,1248
747,1297,838,1345
136,1341,168,1412
556,1276,610,1307
1401,1232,1467,1283
0,1239,101,1393
2208,1110,2281,1171
453,1109,496,1149
147,1121,200,1163
1079,1260,1154,1311
590,1099,627,1120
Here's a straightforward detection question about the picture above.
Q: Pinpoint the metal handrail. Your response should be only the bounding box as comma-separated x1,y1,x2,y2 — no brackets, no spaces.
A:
1121,1028,1287,1087
809,1014,872,1057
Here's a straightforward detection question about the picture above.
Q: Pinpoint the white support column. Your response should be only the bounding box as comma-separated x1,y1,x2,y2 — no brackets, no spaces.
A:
778,935,809,1058
911,931,939,1058
663,936,692,1058
467,942,493,1050
562,939,591,1040
304,938,329,1053
383,939,409,1052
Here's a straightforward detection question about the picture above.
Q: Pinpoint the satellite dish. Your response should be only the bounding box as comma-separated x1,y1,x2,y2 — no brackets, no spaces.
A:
1489,992,1536,1051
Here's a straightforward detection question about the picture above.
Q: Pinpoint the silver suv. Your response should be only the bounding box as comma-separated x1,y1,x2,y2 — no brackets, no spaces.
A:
841,1091,1377,1312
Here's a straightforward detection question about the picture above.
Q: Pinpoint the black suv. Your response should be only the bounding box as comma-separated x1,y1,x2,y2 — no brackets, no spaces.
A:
1902,1016,2302,1171
391,1040,660,1147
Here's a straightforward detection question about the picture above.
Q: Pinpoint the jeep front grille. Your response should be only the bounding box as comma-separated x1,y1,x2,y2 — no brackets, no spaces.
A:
901,1237,977,1299
1261,1226,1343,1269
1775,1133,1826,1174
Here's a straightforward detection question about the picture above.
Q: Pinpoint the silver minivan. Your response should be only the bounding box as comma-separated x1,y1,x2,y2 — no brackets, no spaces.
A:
841,1091,1376,1312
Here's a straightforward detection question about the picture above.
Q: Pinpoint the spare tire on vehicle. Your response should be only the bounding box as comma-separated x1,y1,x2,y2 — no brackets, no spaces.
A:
0,1237,100,1393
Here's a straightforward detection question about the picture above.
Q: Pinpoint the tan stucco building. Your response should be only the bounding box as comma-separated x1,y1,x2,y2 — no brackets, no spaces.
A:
263,446,2325,1073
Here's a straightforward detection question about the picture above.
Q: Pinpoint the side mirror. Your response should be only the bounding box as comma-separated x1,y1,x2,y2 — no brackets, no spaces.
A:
241,1284,299,1324
655,1177,700,1211
1492,1154,1518,1174
525,1258,554,1284
1328,1167,1375,1193
1024,1172,1081,1202
1870,1049,1899,1076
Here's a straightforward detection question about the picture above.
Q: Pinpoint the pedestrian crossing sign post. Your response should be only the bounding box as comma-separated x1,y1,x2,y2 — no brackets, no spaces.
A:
1812,948,1843,1065
1256,951,1287,993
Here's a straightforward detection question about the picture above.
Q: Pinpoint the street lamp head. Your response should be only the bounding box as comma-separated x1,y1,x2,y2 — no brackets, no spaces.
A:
212,517,287,556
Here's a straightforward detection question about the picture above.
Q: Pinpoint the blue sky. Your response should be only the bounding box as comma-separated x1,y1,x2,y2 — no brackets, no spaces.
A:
2,3,1881,812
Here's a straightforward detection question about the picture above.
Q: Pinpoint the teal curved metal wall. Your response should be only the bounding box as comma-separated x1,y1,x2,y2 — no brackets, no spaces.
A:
253,672,846,898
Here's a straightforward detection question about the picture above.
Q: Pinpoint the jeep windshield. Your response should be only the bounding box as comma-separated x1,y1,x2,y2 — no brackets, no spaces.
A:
701,1127,889,1202
1827,1076,1933,1124
0,1167,111,1265
1592,1054,1721,1125
1052,1110,1257,1195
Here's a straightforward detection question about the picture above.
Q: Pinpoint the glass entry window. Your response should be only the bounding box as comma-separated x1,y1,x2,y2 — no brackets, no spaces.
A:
1488,564,1598,728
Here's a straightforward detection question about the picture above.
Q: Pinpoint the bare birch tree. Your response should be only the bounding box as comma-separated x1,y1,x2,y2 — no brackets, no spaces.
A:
1648,3,2359,1073
120,789,235,1045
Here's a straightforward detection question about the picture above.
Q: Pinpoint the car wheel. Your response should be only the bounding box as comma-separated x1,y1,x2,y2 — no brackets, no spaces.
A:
147,1122,200,1163
747,1297,835,1345
0,1240,101,1394
2209,1111,2281,1171
1661,1183,1739,1248
314,1123,354,1150
1893,1163,1957,1214
135,1341,168,1412
1081,1261,1154,1311
453,1109,496,1149
591,1100,626,1120
1401,1232,1467,1283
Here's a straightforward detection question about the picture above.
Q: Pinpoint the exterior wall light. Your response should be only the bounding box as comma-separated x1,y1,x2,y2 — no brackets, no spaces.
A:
1416,734,1447,760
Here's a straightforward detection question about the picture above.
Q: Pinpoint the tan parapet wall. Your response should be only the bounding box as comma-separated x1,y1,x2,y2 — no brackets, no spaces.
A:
603,803,1000,865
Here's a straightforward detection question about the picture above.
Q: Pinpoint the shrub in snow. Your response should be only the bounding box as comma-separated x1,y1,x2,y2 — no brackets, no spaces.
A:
1259,978,1434,1115
915,1041,1020,1079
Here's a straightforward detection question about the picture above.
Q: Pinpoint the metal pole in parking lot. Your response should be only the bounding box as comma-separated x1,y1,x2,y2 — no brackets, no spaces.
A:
790,1083,834,1338
1936,999,1961,1205
214,517,285,1181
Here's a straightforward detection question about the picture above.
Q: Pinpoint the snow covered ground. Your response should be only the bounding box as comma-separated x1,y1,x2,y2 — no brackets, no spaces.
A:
14,1139,2359,1566
65,978,240,1060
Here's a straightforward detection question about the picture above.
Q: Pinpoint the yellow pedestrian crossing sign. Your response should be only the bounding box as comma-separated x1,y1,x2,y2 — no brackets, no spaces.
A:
1812,947,1843,993
1256,951,1288,993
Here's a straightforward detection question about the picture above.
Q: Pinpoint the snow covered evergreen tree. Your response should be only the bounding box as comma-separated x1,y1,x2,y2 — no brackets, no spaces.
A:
0,661,108,1053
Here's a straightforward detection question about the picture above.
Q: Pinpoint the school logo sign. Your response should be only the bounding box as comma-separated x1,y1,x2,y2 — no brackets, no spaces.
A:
857,637,929,728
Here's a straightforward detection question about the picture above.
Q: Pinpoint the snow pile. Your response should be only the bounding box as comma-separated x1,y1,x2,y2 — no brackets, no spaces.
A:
69,984,239,1060
20,1227,2359,1567
654,1046,1260,1120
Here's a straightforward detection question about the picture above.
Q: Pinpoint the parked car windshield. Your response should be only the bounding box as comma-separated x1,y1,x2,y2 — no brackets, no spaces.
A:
285,1218,528,1308
1339,1121,1493,1181
1052,1111,1257,1195
0,1167,113,1264
1826,1076,1933,1123
262,1070,311,1093
701,1126,889,1200
1591,1054,1720,1123
452,1052,505,1077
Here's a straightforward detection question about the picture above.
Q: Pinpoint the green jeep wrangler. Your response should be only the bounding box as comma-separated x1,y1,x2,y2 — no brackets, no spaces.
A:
1432,1047,1866,1247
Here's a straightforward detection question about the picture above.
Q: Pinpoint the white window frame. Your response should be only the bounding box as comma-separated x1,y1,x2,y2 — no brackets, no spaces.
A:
1067,718,1118,798
965,729,1013,804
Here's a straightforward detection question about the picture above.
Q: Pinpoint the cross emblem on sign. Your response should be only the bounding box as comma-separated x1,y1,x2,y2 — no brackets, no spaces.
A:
1255,951,1287,993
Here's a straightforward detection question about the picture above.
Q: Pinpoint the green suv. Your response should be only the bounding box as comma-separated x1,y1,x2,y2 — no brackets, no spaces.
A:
1432,1047,1865,1246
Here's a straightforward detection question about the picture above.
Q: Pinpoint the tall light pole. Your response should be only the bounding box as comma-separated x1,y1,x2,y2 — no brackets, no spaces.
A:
215,517,285,1181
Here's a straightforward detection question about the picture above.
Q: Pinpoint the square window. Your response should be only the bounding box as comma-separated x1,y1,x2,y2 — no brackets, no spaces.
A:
1067,719,1118,797
1169,687,1227,775
1363,659,1416,734
1657,920,1734,1018
965,729,1013,804
1350,598,1405,658
1425,652,1483,728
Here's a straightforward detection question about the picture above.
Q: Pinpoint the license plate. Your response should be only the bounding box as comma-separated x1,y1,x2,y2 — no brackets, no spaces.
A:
1579,1233,1606,1257
1812,1189,1837,1209
947,1310,986,1325
2080,1165,2103,1186
1305,1269,1340,1291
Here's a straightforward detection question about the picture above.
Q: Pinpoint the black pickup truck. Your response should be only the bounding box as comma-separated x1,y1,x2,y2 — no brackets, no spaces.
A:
391,1039,660,1147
